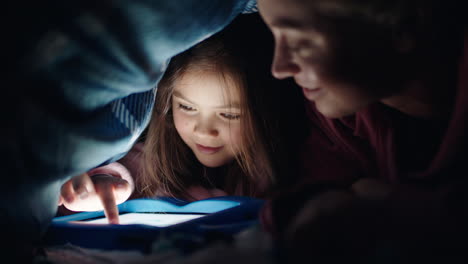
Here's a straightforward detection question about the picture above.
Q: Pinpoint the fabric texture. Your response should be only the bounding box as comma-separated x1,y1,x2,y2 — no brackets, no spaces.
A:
38,224,272,264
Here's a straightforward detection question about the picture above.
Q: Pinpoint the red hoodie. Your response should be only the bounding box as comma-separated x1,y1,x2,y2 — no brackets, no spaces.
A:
260,36,468,246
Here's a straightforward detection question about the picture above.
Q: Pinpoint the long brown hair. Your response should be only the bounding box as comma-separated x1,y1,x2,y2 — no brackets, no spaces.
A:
137,14,305,200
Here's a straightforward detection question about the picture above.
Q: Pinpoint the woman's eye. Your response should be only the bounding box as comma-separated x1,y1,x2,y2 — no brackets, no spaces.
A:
291,44,314,58
220,113,240,120
178,103,195,112
289,39,319,59
295,46,314,58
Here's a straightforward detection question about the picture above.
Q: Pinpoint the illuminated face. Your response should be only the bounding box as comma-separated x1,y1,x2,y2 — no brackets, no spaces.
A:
258,0,383,118
172,70,242,168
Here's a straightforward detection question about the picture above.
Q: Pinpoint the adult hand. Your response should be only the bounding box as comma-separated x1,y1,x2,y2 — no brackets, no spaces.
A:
58,173,132,224
282,178,393,263
351,177,392,200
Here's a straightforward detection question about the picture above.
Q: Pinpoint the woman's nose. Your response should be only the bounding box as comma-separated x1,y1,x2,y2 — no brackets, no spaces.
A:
271,35,300,79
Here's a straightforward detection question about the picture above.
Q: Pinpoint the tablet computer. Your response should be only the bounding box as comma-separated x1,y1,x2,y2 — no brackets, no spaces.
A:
75,212,206,227
44,196,264,252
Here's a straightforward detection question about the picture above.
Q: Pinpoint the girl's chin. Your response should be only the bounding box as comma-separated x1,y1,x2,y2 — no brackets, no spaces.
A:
197,156,234,168
198,158,226,168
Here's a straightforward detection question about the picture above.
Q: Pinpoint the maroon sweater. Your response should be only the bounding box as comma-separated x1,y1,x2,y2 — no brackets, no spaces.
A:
260,37,468,248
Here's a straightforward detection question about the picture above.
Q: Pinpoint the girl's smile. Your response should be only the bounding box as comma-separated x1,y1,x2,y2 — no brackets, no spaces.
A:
196,144,224,154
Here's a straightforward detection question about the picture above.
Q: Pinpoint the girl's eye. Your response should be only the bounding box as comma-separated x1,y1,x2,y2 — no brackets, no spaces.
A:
220,113,240,120
178,103,195,112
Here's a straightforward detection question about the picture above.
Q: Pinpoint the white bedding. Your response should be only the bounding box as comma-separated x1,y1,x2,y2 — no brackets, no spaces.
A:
35,225,273,264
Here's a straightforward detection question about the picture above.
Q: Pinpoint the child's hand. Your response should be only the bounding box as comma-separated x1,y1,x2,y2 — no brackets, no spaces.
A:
58,173,132,224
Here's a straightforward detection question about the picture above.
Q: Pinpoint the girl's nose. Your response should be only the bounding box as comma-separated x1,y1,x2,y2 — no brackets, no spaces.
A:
194,117,219,138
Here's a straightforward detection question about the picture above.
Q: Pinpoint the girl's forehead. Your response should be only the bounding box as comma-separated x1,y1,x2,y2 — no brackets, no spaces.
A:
174,70,242,108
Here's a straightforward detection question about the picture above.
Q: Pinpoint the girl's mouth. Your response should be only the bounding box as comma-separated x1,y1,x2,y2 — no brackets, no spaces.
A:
196,144,223,154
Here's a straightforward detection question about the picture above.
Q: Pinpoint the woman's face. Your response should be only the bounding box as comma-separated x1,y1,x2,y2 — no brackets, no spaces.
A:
258,0,390,118
172,70,242,168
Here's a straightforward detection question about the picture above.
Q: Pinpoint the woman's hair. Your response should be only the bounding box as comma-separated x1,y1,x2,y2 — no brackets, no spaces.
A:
300,0,467,95
137,14,307,199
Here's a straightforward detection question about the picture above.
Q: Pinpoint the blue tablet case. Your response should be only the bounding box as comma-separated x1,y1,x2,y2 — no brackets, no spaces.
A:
44,196,264,253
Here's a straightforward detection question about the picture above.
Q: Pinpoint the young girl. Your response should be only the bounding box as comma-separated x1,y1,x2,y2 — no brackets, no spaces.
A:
58,14,308,221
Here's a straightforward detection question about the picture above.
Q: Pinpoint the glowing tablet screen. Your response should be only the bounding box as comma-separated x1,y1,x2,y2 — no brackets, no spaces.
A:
75,213,206,227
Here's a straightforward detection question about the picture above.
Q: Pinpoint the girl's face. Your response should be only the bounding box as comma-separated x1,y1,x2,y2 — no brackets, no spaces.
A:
172,70,243,168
